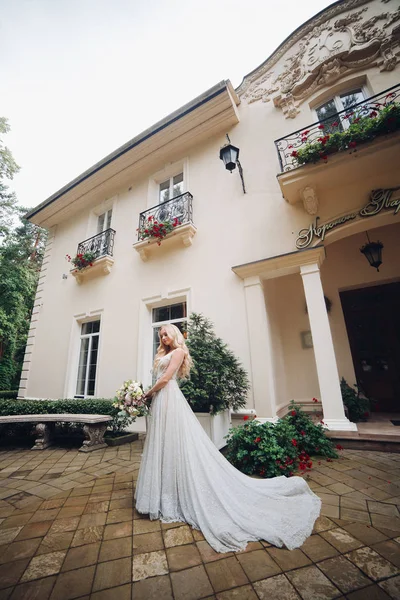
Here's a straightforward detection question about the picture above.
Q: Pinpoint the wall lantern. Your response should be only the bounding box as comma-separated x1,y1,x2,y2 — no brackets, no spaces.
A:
360,232,384,272
219,134,246,194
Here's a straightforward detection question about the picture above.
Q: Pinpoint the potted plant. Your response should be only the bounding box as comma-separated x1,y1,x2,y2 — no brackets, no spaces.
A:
137,215,181,246
340,378,371,422
66,251,97,270
179,313,249,449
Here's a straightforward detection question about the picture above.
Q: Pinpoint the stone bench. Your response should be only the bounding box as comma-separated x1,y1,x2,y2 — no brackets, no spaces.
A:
0,414,113,452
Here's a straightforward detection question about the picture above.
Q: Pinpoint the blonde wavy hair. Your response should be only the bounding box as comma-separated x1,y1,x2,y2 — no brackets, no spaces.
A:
153,323,192,379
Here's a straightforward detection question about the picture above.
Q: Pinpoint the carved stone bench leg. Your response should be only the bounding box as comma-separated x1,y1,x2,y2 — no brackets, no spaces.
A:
79,423,108,452
31,423,54,450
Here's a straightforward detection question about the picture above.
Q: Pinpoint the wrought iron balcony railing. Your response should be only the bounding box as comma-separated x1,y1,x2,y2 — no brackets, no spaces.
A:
137,192,193,240
77,228,116,259
274,83,400,173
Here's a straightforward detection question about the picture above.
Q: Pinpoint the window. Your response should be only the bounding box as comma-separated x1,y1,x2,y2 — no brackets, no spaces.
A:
97,209,112,234
151,302,187,359
159,173,184,204
75,320,100,397
315,89,366,133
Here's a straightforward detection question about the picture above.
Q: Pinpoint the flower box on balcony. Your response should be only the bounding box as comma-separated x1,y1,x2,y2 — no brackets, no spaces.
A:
133,222,197,262
274,85,400,206
71,255,115,284
69,228,116,284
133,192,196,261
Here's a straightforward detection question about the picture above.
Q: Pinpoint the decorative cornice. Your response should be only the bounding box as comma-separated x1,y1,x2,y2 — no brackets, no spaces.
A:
236,0,372,97
237,0,400,117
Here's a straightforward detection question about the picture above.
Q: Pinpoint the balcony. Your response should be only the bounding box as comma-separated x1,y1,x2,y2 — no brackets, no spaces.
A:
133,192,196,261
71,228,115,284
274,84,400,207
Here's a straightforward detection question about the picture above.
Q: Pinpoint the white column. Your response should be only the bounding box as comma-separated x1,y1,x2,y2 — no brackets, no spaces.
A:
300,263,357,431
243,276,278,422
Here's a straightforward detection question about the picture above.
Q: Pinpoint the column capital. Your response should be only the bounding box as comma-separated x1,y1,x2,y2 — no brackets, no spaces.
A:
243,275,263,288
300,262,321,277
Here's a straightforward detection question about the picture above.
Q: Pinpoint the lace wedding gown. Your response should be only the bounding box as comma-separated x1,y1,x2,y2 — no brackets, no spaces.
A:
134,350,321,553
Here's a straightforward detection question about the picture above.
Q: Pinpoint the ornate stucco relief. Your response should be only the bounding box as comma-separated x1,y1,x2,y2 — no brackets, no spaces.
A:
238,0,400,118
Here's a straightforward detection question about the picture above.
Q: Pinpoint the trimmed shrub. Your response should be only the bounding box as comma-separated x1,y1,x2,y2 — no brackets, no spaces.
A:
0,390,18,399
225,402,339,478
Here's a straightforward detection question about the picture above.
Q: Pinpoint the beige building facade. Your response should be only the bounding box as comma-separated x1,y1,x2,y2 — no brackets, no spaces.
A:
21,0,400,432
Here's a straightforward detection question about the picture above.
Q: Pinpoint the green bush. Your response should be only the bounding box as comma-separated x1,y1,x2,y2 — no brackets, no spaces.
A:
0,390,18,399
340,379,370,422
225,402,338,478
0,398,126,434
179,313,249,415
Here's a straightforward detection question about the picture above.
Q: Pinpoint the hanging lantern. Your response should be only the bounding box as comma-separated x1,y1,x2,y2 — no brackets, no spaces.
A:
219,143,240,173
360,233,384,272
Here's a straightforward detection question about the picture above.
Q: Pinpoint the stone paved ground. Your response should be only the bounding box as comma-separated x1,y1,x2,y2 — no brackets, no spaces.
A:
0,438,400,599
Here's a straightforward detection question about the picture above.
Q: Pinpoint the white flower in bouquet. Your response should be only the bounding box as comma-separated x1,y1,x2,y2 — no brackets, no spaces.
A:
114,379,150,419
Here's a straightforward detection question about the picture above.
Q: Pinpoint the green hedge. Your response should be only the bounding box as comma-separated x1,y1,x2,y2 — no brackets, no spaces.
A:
0,398,116,416
0,391,18,400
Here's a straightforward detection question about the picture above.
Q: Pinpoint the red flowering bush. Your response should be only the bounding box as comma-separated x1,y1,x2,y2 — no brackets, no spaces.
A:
138,215,181,246
66,251,97,271
292,99,400,167
225,401,338,479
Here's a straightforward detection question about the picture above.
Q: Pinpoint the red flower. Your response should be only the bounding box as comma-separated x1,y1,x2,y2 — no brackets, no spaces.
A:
320,420,325,425
299,463,306,470
318,124,325,130
291,439,298,447
291,410,296,417
369,111,378,118
327,458,333,462
243,416,249,421
303,130,310,135
336,444,343,450
288,144,293,149
312,398,319,403
315,447,320,452
300,431,306,436
254,437,261,443
321,155,328,161
332,121,339,127
307,461,313,468
348,141,357,148
291,151,298,157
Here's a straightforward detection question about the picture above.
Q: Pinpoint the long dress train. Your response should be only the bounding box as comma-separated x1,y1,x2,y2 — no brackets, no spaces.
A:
134,350,321,553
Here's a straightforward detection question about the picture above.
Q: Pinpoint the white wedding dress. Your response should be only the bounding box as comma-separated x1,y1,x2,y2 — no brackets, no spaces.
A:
134,350,321,553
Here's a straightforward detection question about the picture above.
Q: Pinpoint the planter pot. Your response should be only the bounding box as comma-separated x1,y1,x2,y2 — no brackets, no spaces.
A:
105,432,138,447
194,409,231,450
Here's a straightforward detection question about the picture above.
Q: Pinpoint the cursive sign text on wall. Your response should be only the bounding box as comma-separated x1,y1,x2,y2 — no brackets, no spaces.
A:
296,187,400,249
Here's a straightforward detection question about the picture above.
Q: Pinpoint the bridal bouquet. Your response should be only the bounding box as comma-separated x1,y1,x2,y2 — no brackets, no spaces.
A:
113,380,150,419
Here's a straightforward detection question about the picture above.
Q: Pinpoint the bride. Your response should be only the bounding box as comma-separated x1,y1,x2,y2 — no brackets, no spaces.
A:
134,323,321,553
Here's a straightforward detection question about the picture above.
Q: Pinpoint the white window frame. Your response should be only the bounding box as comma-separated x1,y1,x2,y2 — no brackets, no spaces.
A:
64,309,104,399
151,302,188,361
86,196,117,241
97,208,113,234
158,173,184,204
75,319,101,398
147,158,189,210
314,86,368,130
137,288,192,388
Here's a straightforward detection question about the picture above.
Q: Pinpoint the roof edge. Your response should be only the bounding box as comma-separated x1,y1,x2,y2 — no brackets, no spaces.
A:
26,79,236,220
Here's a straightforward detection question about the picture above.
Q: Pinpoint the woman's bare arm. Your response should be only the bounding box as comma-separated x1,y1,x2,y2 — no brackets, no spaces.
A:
145,349,184,397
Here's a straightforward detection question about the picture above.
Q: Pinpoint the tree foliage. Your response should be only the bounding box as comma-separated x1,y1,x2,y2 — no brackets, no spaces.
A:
0,118,47,390
179,313,250,415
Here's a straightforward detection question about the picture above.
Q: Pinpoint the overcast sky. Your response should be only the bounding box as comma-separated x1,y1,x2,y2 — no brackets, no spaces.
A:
1,0,333,209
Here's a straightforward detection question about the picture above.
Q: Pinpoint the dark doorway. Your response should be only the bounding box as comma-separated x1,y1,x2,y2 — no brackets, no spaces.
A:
340,282,400,412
